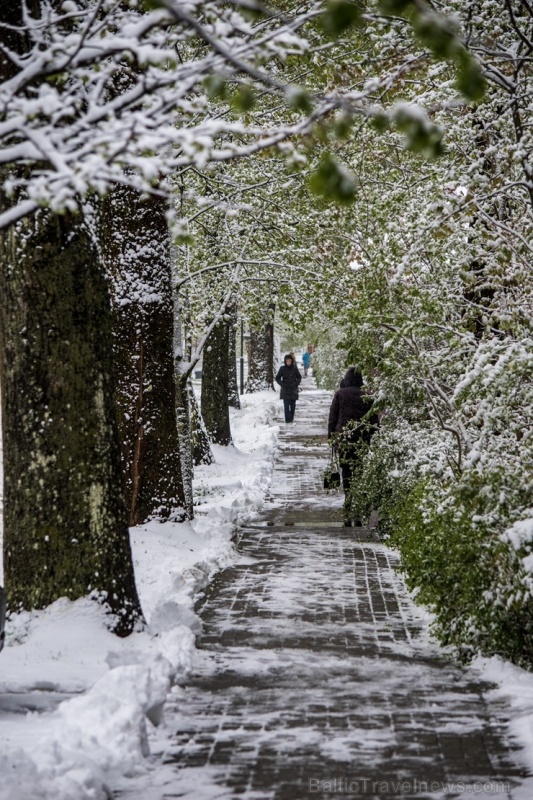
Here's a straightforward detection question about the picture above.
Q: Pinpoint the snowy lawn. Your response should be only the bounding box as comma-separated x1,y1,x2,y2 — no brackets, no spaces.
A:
0,391,279,800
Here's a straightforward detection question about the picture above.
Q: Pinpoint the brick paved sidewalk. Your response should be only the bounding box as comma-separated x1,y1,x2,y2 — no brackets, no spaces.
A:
157,380,528,799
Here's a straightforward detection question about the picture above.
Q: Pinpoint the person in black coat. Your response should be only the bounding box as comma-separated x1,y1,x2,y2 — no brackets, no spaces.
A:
275,354,302,423
328,368,378,520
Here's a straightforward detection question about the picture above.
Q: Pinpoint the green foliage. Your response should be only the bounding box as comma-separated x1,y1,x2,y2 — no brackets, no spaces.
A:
371,112,390,133
140,0,167,9
204,74,227,100
393,107,444,158
333,112,354,140
308,152,356,203
455,51,486,102
378,0,485,103
348,429,533,667
378,0,413,13
321,1,364,36
329,0,533,667
287,86,314,115
411,11,461,60
232,84,256,112
391,477,533,667
310,325,349,390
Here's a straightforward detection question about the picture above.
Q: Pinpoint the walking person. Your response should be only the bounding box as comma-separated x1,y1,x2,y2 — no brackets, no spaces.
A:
302,350,311,377
275,353,302,423
328,367,378,525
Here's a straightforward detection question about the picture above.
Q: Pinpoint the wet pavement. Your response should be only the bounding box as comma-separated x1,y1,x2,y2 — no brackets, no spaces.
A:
129,379,530,798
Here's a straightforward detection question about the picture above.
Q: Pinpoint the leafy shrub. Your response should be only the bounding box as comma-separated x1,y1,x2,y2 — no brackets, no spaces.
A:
350,425,533,669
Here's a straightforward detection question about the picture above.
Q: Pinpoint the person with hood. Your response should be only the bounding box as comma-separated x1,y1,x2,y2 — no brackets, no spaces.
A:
328,368,378,523
275,353,302,423
302,350,311,377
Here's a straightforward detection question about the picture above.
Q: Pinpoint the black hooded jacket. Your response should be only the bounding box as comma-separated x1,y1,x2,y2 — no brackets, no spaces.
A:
328,368,378,440
275,355,302,400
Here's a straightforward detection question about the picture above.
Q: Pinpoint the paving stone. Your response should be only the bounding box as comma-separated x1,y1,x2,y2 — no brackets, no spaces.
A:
134,382,530,798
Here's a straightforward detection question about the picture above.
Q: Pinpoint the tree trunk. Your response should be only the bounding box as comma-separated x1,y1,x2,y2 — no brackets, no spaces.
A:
98,188,185,525
189,382,215,465
0,208,142,634
227,303,241,410
175,375,195,519
201,318,232,445
172,282,197,518
246,305,275,392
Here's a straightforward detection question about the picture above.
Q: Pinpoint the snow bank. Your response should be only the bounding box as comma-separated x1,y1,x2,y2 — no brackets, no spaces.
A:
0,391,279,800
471,656,533,799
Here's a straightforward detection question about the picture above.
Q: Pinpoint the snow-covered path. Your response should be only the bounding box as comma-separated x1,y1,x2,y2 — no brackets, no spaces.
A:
118,382,529,799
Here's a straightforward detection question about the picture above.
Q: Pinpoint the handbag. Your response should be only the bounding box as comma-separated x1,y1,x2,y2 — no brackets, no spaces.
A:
323,446,341,489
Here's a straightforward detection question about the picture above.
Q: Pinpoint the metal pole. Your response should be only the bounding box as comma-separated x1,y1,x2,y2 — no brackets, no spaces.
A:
240,318,244,394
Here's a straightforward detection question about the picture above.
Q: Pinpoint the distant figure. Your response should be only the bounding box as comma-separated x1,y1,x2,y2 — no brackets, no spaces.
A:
328,367,378,524
275,354,302,423
302,351,311,377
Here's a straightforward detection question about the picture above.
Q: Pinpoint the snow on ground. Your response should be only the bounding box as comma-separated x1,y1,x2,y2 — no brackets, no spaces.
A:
472,656,533,797
0,390,279,800
4,387,533,799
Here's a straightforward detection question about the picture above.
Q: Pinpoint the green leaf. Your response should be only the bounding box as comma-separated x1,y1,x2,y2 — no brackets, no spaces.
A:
321,1,363,37
287,86,314,115
308,152,356,204
394,108,444,158
371,112,390,133
455,53,486,102
204,74,226,100
333,113,353,140
232,84,255,112
140,0,167,9
412,12,461,59
174,233,194,246
378,0,413,14
312,121,330,144
240,5,265,23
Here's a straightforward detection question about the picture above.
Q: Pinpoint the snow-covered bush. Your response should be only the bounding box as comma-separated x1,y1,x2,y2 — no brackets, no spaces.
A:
328,0,533,668
311,327,348,390
349,419,533,667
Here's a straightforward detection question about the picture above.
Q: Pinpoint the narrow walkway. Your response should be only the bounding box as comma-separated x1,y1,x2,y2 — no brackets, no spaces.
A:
162,381,527,798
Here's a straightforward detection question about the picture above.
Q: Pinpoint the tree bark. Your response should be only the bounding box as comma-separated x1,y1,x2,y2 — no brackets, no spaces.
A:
172,283,197,518
227,303,241,410
98,188,185,525
0,208,142,634
189,382,215,465
201,318,233,445
246,305,275,392
174,374,195,519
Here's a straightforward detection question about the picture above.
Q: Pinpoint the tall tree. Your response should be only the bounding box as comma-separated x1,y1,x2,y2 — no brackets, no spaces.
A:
0,1,141,632
201,315,233,445
98,187,185,524
246,304,275,392
189,383,215,466
0,207,142,633
227,301,241,410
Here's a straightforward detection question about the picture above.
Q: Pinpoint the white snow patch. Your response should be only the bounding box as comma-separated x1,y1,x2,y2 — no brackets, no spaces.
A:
471,655,533,799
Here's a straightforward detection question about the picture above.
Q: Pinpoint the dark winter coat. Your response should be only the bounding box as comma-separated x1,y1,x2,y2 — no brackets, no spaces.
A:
328,368,378,442
275,357,302,400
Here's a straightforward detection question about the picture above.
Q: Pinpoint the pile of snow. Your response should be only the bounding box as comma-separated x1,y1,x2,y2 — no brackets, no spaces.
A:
472,656,533,797
0,391,279,800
